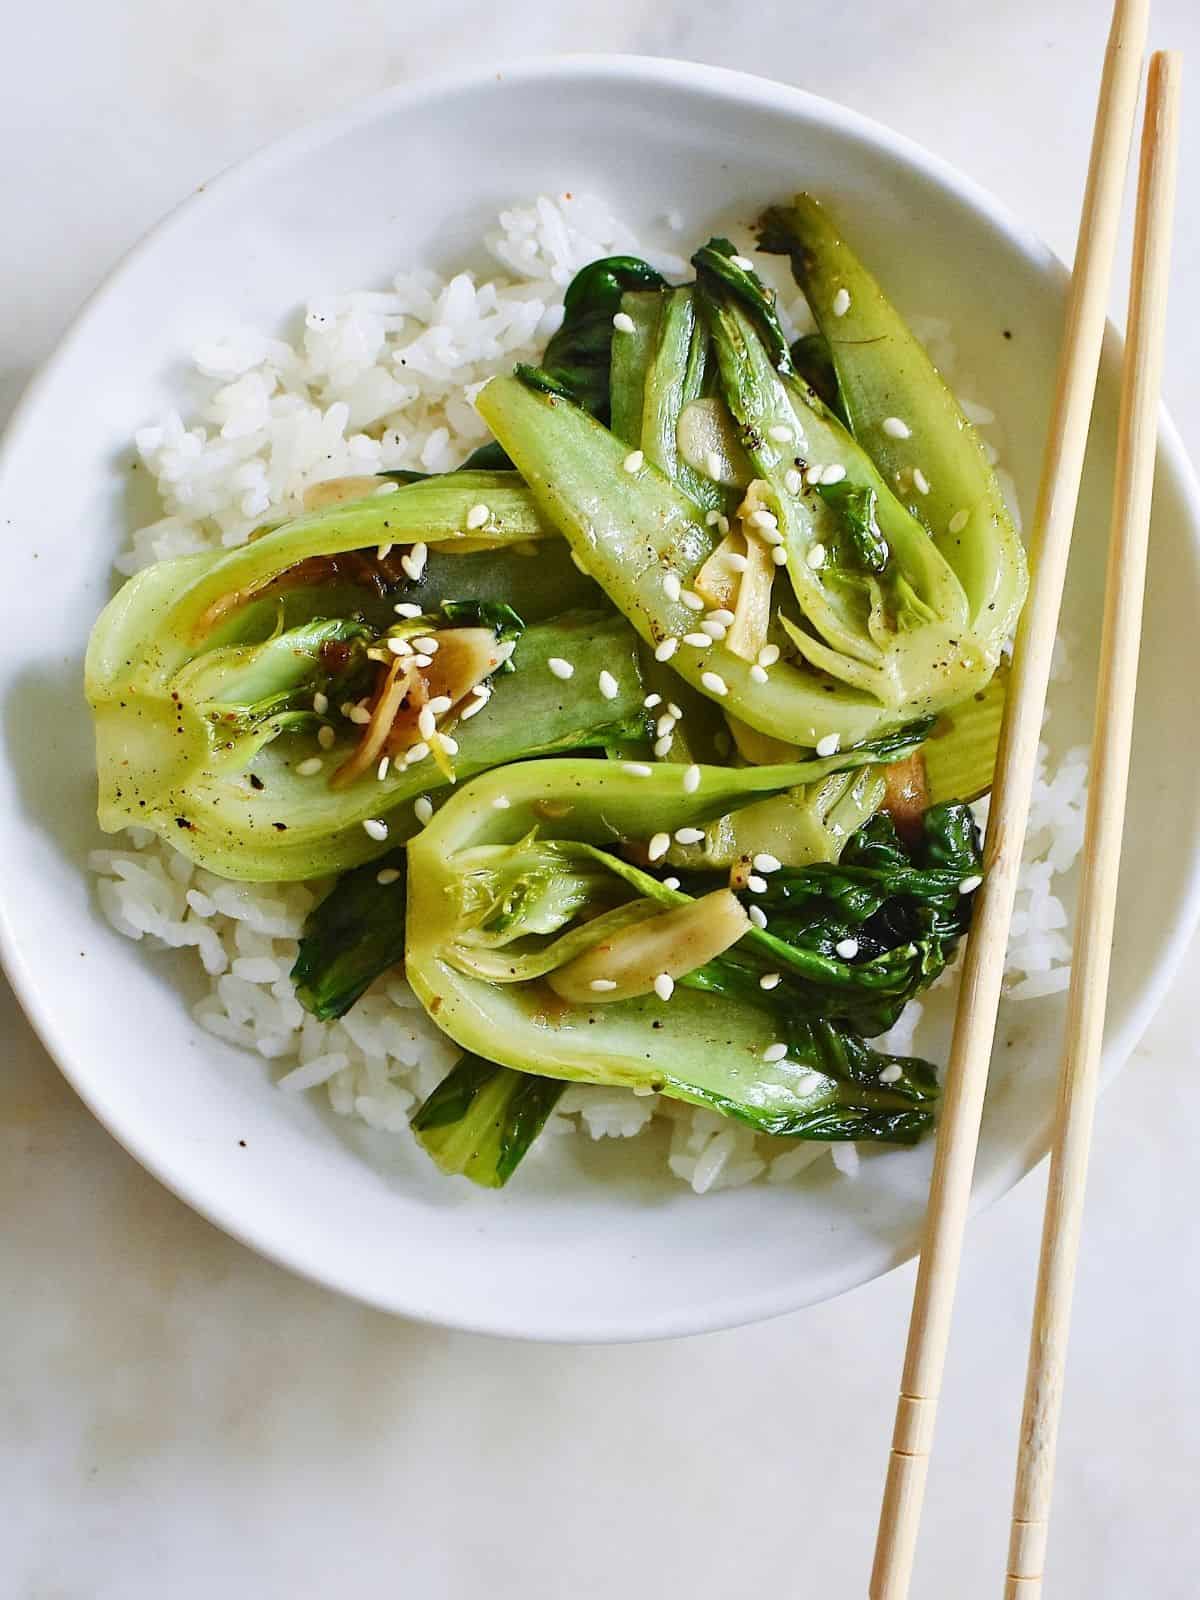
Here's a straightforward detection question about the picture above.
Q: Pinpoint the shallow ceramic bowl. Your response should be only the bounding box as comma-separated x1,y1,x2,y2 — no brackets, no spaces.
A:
1,56,1198,1341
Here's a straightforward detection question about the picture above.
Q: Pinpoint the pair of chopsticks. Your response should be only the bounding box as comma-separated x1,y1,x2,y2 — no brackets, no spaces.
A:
869,1,1182,1594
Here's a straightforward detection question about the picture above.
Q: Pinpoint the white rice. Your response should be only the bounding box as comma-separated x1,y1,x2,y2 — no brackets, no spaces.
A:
91,193,1087,1191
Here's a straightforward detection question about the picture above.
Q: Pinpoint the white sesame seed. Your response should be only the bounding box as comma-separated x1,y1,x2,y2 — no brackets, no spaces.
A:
655,713,677,737
312,691,329,715
758,523,784,547
547,657,574,680
684,632,714,649
699,618,727,640
879,1063,903,1084
654,735,674,757
373,481,399,496
387,637,412,657
464,502,489,532
772,546,789,566
680,589,705,611
348,704,372,725
667,702,683,719
598,669,619,701
460,692,488,720
882,416,911,439
784,467,803,496
653,972,675,1002
643,693,662,709
806,464,824,485
492,795,511,809
753,853,782,874
472,682,491,699
414,796,433,825
747,874,768,893
662,571,682,602
654,638,679,662
768,424,793,444
913,467,931,495
948,508,970,534
730,254,755,270
748,904,768,930
436,732,460,756
759,972,782,990
400,541,428,580
376,543,393,560
701,671,729,696
363,818,389,842
832,287,852,317
815,733,841,757
758,644,780,667
648,831,671,861
376,867,402,885
405,742,430,766
821,463,847,485
623,762,653,777
674,827,705,844
376,755,391,781
704,509,723,526
590,979,618,992
427,695,452,715
417,705,437,740
806,543,827,569
750,663,769,684
414,656,431,669
393,601,423,618
663,876,681,890
612,311,636,333
708,608,735,626
623,449,645,474
317,724,335,750
705,450,724,480
296,757,323,777
959,874,983,894
412,636,439,653
763,1042,788,1062
836,938,860,959
683,764,701,794
747,508,778,530
716,514,731,535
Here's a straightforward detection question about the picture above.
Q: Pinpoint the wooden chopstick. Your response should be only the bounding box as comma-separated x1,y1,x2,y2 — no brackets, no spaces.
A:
1005,49,1182,1598
869,2,1150,1595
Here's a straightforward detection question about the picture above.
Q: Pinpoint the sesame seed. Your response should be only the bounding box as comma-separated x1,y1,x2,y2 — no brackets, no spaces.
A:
882,416,911,439
348,704,372,725
405,742,430,765
759,972,782,990
753,853,782,874
465,503,490,530
663,571,682,602
644,693,662,709
747,508,778,530
879,1063,903,1084
815,733,841,757
374,481,400,496
460,692,488,720
750,663,769,684
412,636,439,653
648,832,671,861
806,544,827,569
959,874,983,894
704,509,723,526
374,755,390,781
377,543,393,560
312,691,329,715
296,757,323,777
667,702,683,719
598,669,619,701
701,671,729,696
708,608,735,626
492,795,511,809
684,632,713,649
417,705,437,740
376,867,402,885
821,463,847,485
663,876,681,890
414,654,432,667
683,765,701,794
748,905,768,930
772,546,789,565
700,618,727,640
547,657,574,680
680,589,705,611
414,796,433,825
836,938,860,959
317,725,335,750
674,827,705,844
400,541,428,580
948,508,970,534
768,424,793,444
653,973,675,1002
363,818,389,842
623,762,653,777
726,552,749,572
705,450,723,480
654,735,674,757
612,311,636,333
730,254,755,270
763,1042,788,1062
387,637,412,657
590,978,618,992
654,638,679,662
427,694,452,715
806,464,824,485
716,514,731,534
758,644,780,666
913,468,931,495
784,467,803,496
758,523,784,547
436,733,459,756
393,602,423,618
623,449,644,474
832,287,852,317
747,874,768,893
655,714,676,737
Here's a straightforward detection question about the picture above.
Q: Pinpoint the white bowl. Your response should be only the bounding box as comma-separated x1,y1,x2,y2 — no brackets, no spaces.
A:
2,56,1198,1342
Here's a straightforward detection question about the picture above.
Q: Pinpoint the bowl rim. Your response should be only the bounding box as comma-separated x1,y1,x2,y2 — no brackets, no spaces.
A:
3,51,1199,1341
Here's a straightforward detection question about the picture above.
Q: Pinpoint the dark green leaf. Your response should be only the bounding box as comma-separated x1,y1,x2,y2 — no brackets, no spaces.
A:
291,850,408,1020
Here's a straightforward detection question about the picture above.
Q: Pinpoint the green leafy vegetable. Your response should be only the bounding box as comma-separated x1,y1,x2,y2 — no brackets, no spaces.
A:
541,256,668,421
411,1054,566,1187
292,851,408,1020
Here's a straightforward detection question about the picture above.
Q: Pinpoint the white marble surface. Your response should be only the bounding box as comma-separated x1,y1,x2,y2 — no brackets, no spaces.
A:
3,3,1199,1595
